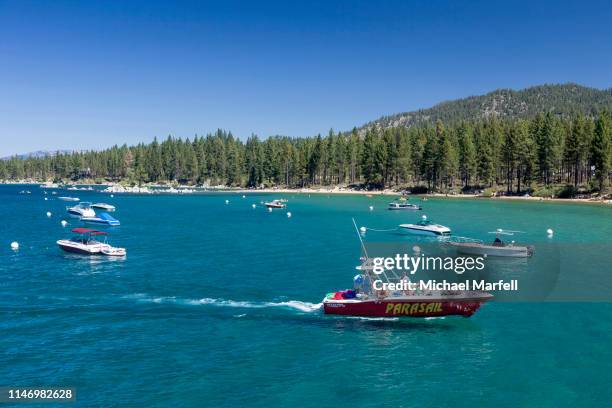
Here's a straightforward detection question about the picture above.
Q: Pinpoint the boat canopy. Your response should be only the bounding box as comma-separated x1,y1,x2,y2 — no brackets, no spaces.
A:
71,227,107,235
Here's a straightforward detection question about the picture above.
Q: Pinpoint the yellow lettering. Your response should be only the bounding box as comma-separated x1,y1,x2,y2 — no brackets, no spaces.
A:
425,303,435,313
401,304,410,314
410,303,419,314
418,303,426,312
385,303,394,314
393,304,402,315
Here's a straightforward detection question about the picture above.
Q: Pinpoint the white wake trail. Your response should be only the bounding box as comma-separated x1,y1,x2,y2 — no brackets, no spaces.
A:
126,293,323,313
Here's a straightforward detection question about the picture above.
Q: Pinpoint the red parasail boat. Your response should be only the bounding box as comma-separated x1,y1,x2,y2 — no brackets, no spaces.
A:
322,220,492,318
323,292,490,318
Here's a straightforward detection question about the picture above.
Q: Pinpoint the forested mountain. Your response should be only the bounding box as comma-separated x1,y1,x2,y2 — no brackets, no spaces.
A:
1,84,611,196
361,84,612,132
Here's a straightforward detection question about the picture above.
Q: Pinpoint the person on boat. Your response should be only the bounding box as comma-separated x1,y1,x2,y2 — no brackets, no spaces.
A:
493,237,503,246
401,274,415,296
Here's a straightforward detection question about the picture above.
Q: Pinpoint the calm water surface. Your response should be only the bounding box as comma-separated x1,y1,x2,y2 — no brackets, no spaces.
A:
1,185,611,407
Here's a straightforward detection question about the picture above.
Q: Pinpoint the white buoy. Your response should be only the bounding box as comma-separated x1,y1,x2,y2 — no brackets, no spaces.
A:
225,200,229,204
287,212,292,218
46,211,52,217
11,241,19,250
547,228,554,237
242,195,246,199
268,207,272,212
359,226,367,233
110,194,114,198
369,206,374,211
44,197,48,201
61,220,68,227
252,204,256,209
422,215,428,220
412,245,421,254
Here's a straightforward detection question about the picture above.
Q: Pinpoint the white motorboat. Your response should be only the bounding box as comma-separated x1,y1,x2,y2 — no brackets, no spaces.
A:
66,202,96,218
448,229,534,258
265,199,287,209
399,215,451,236
388,201,422,211
91,203,116,211
40,182,60,189
57,228,126,256
59,196,80,202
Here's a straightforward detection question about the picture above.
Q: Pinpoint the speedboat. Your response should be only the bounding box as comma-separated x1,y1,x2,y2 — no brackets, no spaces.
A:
449,229,534,258
91,203,116,211
66,202,96,218
57,228,126,256
265,199,287,209
40,182,60,189
322,220,491,318
59,196,80,202
323,290,492,318
81,212,121,226
388,201,422,211
399,215,451,236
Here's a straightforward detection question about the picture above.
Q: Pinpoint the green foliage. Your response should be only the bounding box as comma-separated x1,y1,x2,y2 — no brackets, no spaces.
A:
2,101,611,195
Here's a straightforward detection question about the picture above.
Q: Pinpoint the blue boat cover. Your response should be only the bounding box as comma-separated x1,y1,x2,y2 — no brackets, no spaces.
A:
99,212,118,222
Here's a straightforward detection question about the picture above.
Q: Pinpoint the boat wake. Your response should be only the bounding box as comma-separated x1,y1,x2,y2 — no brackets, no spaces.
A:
125,293,323,313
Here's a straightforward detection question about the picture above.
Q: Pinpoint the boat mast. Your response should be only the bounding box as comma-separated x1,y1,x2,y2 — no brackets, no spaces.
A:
351,218,369,259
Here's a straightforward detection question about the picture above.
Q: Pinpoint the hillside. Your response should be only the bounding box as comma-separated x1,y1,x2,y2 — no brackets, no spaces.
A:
361,83,612,131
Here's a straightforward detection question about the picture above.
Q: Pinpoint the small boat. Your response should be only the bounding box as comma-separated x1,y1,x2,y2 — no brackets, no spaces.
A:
66,202,96,218
81,212,121,226
449,229,534,258
40,182,60,189
388,201,422,211
264,199,287,209
399,215,451,236
91,203,116,211
100,246,126,256
57,228,126,256
59,196,80,202
323,220,491,318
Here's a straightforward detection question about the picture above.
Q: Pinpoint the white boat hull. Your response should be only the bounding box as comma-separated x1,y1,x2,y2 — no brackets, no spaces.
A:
399,225,451,236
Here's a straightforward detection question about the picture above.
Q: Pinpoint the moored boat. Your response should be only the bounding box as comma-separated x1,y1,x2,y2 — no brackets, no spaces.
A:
91,203,116,211
59,196,80,202
448,229,534,258
388,201,422,211
399,215,451,236
57,228,126,256
265,199,287,208
66,202,96,218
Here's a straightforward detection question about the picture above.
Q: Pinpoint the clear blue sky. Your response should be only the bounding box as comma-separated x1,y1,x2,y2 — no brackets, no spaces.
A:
1,0,611,156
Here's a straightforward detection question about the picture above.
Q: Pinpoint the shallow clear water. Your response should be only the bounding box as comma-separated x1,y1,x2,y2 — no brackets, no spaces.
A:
1,185,611,407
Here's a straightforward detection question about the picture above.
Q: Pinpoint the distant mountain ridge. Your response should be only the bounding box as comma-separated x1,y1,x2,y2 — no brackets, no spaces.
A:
2,150,73,160
361,83,612,132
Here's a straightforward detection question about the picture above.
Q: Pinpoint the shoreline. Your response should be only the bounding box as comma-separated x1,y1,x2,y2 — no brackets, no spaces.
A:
3,181,611,205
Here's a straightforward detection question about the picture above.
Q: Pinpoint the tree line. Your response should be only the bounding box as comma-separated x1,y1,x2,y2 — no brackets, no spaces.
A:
1,112,610,195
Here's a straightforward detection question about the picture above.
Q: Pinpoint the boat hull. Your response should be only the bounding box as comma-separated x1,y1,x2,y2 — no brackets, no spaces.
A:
323,298,487,318
450,242,532,257
81,218,120,226
399,227,448,236
57,240,103,255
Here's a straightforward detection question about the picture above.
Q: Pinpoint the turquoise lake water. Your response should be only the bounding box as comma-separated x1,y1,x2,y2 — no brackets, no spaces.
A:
1,185,611,407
